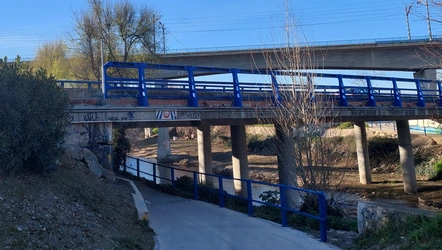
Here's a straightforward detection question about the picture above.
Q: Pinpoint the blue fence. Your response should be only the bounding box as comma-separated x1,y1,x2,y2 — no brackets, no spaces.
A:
59,61,441,109
123,155,328,242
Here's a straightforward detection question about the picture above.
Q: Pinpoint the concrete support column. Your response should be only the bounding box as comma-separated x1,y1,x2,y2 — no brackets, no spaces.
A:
157,127,171,161
230,124,249,197
275,124,298,207
354,121,372,184
414,69,437,93
197,125,213,185
396,120,418,194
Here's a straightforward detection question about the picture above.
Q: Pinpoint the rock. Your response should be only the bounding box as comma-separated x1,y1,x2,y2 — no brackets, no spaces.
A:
81,148,103,178
63,144,83,160
101,167,116,182
213,165,233,177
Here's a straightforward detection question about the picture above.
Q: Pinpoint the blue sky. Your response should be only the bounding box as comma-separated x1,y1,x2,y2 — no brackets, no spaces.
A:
0,0,438,59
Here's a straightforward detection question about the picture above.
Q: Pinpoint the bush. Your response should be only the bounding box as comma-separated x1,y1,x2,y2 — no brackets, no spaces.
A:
335,122,354,129
112,129,131,171
368,136,400,171
0,57,70,174
151,127,159,135
434,160,442,178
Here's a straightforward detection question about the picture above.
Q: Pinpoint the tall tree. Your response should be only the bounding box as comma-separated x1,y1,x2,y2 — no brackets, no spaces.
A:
32,40,72,79
72,0,163,80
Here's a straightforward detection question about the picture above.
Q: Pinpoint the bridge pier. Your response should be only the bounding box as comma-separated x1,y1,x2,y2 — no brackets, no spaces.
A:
396,120,418,194
354,121,372,184
231,124,249,197
157,127,171,161
197,125,213,185
275,124,298,207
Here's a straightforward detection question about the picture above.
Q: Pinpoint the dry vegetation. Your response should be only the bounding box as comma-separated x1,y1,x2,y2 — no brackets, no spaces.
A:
0,162,155,250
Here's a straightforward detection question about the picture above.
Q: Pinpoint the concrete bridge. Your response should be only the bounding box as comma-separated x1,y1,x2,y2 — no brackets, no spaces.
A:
160,38,442,80
64,62,442,195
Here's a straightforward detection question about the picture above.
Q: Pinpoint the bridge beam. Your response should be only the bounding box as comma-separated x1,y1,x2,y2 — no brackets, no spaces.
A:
275,124,298,208
354,121,372,185
231,124,249,197
396,120,418,194
197,125,213,185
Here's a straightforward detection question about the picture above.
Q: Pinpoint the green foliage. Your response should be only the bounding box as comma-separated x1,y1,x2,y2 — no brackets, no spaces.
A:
151,127,159,135
112,129,131,171
357,214,442,250
434,160,442,178
32,40,73,79
335,122,354,129
259,190,280,205
0,57,70,174
368,136,400,171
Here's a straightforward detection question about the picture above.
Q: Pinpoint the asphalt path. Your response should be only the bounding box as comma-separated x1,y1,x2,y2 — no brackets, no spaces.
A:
134,181,339,250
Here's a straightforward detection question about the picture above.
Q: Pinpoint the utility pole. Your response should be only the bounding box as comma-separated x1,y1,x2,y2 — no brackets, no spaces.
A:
405,4,413,40
159,21,166,54
417,0,433,41
153,14,157,54
101,38,105,96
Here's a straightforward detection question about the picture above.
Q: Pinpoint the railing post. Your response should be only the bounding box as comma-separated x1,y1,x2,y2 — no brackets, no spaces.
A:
437,80,442,107
337,75,348,107
186,66,199,107
153,163,157,184
365,76,377,107
279,186,288,227
247,180,253,216
218,176,225,207
391,78,402,107
193,172,198,200
414,79,426,107
318,193,327,242
171,168,175,188
138,63,149,107
123,157,127,173
136,158,140,178
271,73,282,106
231,68,243,107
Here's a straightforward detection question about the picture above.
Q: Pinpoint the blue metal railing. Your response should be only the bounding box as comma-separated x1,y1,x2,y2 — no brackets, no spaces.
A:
123,155,328,242
60,61,441,109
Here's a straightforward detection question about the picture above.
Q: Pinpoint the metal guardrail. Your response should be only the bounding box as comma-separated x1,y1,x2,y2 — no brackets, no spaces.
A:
77,62,441,108
123,155,328,242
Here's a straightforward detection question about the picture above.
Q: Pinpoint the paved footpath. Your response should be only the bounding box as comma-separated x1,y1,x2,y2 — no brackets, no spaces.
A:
134,181,339,250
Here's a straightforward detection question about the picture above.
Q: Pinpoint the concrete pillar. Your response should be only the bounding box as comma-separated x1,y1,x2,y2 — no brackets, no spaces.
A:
197,125,213,185
230,125,249,197
354,121,372,184
414,69,437,94
275,124,299,207
396,120,418,194
144,128,152,138
157,127,171,161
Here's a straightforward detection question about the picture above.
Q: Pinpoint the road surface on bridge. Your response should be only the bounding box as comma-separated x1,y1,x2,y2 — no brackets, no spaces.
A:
134,180,338,250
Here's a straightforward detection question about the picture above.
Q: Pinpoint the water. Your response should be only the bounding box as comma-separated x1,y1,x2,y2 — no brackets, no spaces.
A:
124,156,279,203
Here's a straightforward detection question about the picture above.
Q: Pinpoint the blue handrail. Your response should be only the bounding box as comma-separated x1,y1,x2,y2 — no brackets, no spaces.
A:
60,62,441,110
123,155,328,242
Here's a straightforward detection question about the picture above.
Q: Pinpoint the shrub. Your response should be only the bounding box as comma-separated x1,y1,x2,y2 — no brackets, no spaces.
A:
335,122,354,129
151,127,159,135
0,57,70,174
368,136,400,171
112,129,131,171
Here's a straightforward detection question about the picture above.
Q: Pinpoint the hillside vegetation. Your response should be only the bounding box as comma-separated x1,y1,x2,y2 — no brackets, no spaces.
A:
0,163,155,249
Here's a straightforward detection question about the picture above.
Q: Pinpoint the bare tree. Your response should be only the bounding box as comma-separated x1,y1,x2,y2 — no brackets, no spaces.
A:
72,0,163,80
253,3,353,210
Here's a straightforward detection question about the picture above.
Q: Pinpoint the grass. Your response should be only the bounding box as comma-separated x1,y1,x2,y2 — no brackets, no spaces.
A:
356,214,442,250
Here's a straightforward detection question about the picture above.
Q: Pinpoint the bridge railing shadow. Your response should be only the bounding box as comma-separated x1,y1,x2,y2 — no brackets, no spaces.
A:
123,155,328,242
